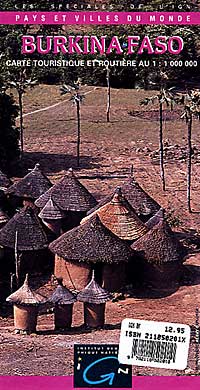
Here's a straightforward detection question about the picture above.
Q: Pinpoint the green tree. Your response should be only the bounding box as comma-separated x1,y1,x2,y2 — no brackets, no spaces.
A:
0,88,19,170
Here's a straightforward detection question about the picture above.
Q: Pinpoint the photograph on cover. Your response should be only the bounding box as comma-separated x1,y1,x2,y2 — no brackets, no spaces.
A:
0,0,200,382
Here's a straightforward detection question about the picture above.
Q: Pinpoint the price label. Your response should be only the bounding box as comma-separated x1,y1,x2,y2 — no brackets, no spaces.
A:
118,319,191,370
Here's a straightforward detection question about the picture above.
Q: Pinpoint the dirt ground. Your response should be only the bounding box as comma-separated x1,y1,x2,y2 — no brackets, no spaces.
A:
1,85,200,376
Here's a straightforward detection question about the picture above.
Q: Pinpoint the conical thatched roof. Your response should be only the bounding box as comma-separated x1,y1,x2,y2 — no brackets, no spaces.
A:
77,275,111,304
6,274,46,306
0,169,12,189
49,214,133,264
0,208,9,225
48,280,76,305
0,206,48,251
81,188,148,241
39,197,66,220
35,168,97,212
87,174,160,218
6,163,52,200
146,208,164,230
131,219,186,264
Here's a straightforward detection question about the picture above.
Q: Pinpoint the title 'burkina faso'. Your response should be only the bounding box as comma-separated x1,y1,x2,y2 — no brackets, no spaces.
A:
131,219,187,290
35,168,97,212
81,187,148,242
49,214,133,292
6,163,52,200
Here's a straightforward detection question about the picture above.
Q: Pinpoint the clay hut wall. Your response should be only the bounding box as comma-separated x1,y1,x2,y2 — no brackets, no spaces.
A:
102,263,127,292
141,260,183,290
54,304,73,329
14,305,38,333
54,255,92,291
84,303,105,328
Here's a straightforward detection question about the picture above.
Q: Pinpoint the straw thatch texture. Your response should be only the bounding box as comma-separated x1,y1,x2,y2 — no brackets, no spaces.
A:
35,168,97,212
48,282,76,305
0,208,9,225
39,197,66,220
132,219,186,264
77,277,111,304
49,215,133,264
146,208,164,230
81,188,148,241
87,177,160,218
0,170,12,189
6,163,52,199
0,206,48,251
6,274,46,306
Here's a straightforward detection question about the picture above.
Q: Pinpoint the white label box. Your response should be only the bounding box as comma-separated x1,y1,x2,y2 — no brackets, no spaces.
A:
118,318,191,370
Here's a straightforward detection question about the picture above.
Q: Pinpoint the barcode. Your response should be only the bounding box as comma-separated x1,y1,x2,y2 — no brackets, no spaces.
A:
131,339,177,364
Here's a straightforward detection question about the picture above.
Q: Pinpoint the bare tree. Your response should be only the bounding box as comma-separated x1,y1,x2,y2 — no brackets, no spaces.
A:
177,90,200,213
141,81,176,191
61,80,96,167
7,70,37,157
106,65,111,122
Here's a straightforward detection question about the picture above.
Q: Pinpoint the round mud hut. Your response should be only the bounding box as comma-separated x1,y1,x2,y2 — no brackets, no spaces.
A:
87,172,160,223
38,197,66,236
35,168,97,232
131,219,187,290
48,279,76,330
6,163,52,208
49,214,133,292
77,274,111,328
81,187,148,244
0,206,51,279
6,274,46,334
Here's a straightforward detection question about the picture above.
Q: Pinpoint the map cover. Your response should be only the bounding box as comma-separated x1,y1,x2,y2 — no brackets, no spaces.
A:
0,1,200,389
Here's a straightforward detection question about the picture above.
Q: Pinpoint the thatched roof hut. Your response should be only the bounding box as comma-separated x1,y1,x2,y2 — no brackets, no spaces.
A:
77,276,111,304
38,198,66,235
50,214,133,265
77,274,111,328
35,168,97,212
131,219,186,289
48,279,76,329
132,219,186,264
39,198,65,221
0,206,48,251
50,215,133,292
87,174,160,221
0,169,12,190
6,163,52,202
6,274,46,334
48,280,76,305
81,187,148,242
6,274,46,306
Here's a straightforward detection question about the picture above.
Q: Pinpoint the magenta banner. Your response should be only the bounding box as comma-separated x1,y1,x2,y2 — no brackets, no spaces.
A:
1,376,200,390
0,11,198,25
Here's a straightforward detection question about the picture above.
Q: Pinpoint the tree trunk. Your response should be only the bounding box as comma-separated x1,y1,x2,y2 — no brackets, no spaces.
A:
159,103,165,191
76,99,81,167
106,68,111,122
187,117,192,213
19,91,24,157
